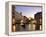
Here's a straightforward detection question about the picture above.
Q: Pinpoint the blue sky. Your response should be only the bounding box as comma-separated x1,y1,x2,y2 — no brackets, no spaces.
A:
15,6,42,18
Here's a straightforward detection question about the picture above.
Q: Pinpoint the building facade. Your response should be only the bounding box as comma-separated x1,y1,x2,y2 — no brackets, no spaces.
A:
34,12,42,30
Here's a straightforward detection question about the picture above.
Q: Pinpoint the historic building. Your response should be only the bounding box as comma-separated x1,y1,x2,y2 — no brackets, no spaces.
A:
12,5,29,31
34,12,42,30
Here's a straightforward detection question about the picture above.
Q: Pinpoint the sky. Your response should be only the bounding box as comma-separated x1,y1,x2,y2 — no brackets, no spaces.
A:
15,5,42,18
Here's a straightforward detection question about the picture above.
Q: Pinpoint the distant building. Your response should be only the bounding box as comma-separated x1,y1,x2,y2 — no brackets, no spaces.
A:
34,12,42,30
